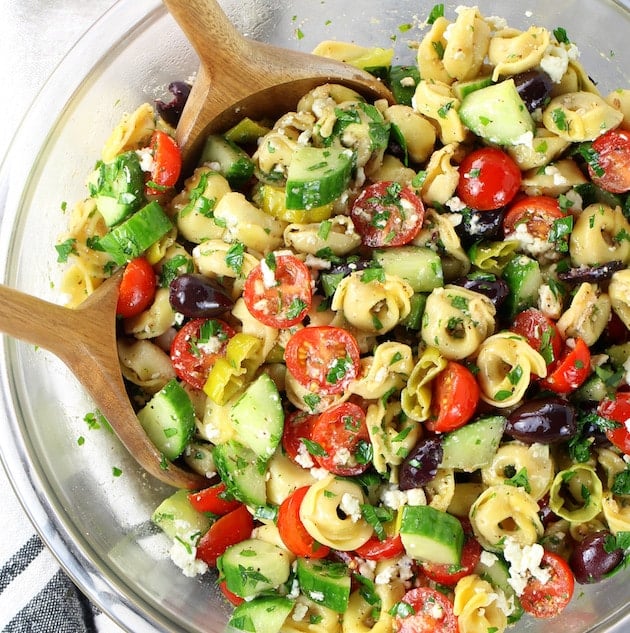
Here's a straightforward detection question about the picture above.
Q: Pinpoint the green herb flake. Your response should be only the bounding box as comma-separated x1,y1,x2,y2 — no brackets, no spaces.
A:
55,238,78,263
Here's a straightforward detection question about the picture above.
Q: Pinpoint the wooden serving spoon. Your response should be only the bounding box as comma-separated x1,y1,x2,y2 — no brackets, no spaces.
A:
0,274,209,490
163,0,393,163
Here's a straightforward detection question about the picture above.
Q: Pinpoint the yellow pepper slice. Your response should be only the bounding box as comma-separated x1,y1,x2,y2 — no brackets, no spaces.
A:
260,185,333,223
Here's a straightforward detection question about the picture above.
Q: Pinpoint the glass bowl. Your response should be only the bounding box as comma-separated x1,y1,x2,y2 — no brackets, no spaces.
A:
1,0,630,631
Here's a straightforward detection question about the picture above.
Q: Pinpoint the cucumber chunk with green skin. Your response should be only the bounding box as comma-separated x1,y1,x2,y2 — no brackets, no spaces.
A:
213,440,267,507
399,505,464,566
230,374,284,460
474,552,524,623
452,75,493,101
89,151,145,226
401,293,427,330
226,596,294,633
200,134,255,188
374,246,444,292
219,538,292,598
151,489,212,540
459,79,535,145
285,146,354,210
98,200,173,265
296,558,351,613
440,415,506,472
503,254,543,318
137,379,195,460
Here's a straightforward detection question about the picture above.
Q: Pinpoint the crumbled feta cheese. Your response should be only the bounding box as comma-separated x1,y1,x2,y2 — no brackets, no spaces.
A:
304,254,332,270
446,196,467,212
564,188,583,212
196,336,223,355
513,131,534,148
310,467,330,480
340,492,363,522
295,442,315,469
544,164,568,186
480,550,499,567
358,559,377,580
169,532,208,578
259,256,277,288
400,76,417,88
136,147,155,173
309,590,325,602
540,43,579,83
406,488,427,506
538,283,563,320
503,537,551,596
512,223,557,261
292,603,309,622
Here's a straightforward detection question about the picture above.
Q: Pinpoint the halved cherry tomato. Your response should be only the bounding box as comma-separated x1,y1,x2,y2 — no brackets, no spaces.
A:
503,195,564,243
520,550,574,618
277,486,330,558
116,257,156,318
426,361,479,433
282,410,317,464
218,579,244,606
243,254,312,328
421,530,482,586
284,325,361,395
196,505,254,567
146,130,182,196
588,128,630,193
170,318,235,389
541,337,591,394
310,402,371,476
511,308,563,366
187,482,242,516
394,587,458,633
456,147,521,211
598,391,630,454
350,181,424,247
355,534,404,561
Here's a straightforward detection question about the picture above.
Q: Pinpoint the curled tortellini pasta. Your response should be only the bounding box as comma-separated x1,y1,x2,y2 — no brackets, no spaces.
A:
521,158,587,197
475,332,547,407
608,269,630,330
285,596,341,633
454,575,509,633
481,442,554,501
421,285,496,360
506,128,571,171
331,271,413,334
383,104,436,164
542,92,624,141
284,215,362,257
412,80,466,144
101,102,155,162
285,366,350,413
117,338,175,393
549,464,603,523
488,26,550,80
416,16,452,83
602,491,630,534
556,282,610,346
400,346,447,421
255,130,300,178
123,287,176,340
265,451,317,506
425,468,455,512
342,582,404,633
231,297,279,360
300,474,373,550
469,484,544,551
350,342,414,399
443,6,491,81
570,203,630,267
368,154,417,187
597,447,627,490
606,88,630,130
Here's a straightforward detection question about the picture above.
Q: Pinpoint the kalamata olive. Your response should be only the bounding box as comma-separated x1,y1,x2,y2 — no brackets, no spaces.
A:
169,273,234,317
512,69,553,112
399,437,443,490
155,81,191,127
557,260,625,284
569,530,624,584
456,208,505,245
506,397,577,444
452,274,509,309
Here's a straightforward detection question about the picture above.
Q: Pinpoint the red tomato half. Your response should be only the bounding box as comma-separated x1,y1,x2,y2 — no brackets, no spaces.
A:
457,147,521,211
188,482,242,516
427,361,479,433
541,337,591,394
219,580,244,606
282,410,317,464
116,257,156,318
421,530,482,586
394,587,458,633
355,534,405,561
511,308,563,366
146,130,182,196
196,505,254,567
243,254,312,328
351,181,424,247
503,195,564,242
520,550,575,618
589,128,630,193
170,318,235,389
277,486,330,558
310,402,371,476
598,391,630,454
284,325,361,395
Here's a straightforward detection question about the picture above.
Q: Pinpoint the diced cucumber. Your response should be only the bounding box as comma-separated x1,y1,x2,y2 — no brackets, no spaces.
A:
89,151,145,226
459,79,535,145
230,374,284,460
400,293,426,330
607,342,630,368
388,65,421,107
502,254,543,319
374,246,444,292
200,134,254,188
224,118,271,145
137,379,195,461
399,505,464,566
440,415,506,472
474,553,524,624
226,596,294,633
296,558,351,613
98,200,173,265
213,440,267,507
452,75,493,101
219,538,292,598
285,146,354,210
151,489,212,540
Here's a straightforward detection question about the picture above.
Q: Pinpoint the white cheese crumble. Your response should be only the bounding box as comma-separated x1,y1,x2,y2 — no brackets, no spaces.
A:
169,530,208,578
135,147,155,173
538,283,563,320
259,256,278,288
380,484,427,510
309,467,330,480
309,590,325,602
445,196,467,212
295,442,315,469
339,492,363,522
503,537,551,596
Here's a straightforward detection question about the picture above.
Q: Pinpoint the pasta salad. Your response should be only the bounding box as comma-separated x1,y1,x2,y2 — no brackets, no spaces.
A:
56,4,630,633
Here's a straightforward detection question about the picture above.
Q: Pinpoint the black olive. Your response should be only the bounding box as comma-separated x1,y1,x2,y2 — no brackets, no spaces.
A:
452,274,509,309
399,437,443,490
169,273,234,317
155,81,192,127
456,208,505,245
512,70,553,112
506,397,577,444
569,530,624,584
557,260,625,284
